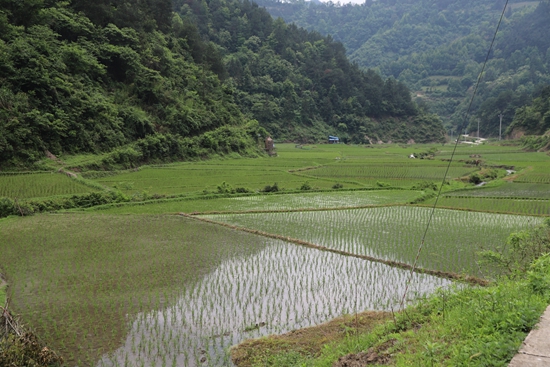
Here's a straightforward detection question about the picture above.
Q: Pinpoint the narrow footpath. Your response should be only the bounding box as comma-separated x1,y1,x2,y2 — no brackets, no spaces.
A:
509,305,550,366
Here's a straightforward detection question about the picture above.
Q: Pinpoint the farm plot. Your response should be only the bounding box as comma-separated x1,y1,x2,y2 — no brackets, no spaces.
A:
513,165,550,184
95,166,363,196
98,244,450,367
0,172,96,199
443,183,550,199
0,214,267,365
305,163,476,187
202,207,544,276
92,189,424,215
0,214,450,367
427,197,550,216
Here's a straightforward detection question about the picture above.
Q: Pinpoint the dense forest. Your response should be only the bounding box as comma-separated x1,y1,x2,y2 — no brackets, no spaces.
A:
0,0,445,169
0,0,266,168
508,85,550,137
255,0,550,137
175,0,445,144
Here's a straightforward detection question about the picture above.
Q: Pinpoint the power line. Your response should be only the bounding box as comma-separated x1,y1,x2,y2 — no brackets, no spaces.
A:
398,0,511,313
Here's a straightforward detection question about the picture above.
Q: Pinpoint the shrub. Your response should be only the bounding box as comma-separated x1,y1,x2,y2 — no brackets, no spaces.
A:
300,181,312,191
262,183,279,192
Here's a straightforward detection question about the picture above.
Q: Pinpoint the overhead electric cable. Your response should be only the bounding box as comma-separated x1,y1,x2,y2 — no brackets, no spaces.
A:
397,0,511,312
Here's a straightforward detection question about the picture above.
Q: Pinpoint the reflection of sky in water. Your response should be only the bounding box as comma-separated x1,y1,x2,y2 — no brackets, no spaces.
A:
98,239,451,367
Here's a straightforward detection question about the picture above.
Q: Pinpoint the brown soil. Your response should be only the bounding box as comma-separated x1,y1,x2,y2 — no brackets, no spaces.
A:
231,311,392,367
332,339,396,367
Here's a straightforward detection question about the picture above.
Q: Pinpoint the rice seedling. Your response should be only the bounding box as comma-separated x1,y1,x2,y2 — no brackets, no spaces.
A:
101,240,451,367
202,206,544,276
90,189,424,215
0,172,96,199
425,196,550,216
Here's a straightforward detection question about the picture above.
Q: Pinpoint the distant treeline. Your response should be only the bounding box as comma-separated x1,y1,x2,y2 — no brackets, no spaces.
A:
255,0,550,137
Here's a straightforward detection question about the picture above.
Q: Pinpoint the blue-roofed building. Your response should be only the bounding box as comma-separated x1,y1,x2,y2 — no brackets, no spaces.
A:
328,136,339,144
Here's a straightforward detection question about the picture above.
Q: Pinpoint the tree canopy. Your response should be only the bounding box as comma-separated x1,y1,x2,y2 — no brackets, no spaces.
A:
255,0,550,137
0,0,266,168
175,0,444,143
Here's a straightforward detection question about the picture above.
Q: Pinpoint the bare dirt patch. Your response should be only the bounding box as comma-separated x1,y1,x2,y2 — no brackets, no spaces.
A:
332,339,396,366
231,311,392,367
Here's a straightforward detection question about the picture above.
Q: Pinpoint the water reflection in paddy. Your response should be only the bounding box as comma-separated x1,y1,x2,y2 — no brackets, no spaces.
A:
98,239,451,367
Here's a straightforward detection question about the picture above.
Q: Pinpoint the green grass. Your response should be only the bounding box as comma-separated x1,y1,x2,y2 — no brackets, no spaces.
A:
202,207,544,276
87,189,425,215
0,282,6,307
0,173,97,199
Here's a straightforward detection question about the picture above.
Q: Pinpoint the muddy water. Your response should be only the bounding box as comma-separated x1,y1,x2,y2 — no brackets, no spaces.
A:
97,239,451,367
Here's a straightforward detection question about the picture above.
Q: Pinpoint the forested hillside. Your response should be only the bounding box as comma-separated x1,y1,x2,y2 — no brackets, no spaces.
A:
0,0,267,168
255,0,550,137
507,86,550,137
0,0,445,169
175,0,445,143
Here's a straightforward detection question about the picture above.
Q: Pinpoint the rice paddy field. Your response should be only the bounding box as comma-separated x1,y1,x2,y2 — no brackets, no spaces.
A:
0,172,96,199
0,142,549,366
200,207,544,276
89,189,424,215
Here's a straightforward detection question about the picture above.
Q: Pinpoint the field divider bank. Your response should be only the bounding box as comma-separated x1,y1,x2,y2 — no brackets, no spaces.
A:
180,213,489,286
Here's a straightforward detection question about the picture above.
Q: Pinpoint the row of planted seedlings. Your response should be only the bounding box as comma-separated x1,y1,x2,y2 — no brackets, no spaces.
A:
0,172,95,199
0,214,268,366
202,206,545,277
306,164,477,181
431,196,550,216
99,240,452,367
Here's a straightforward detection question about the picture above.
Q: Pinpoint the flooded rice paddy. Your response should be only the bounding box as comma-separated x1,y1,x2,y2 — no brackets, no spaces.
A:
97,240,451,367
0,213,452,366
202,206,544,276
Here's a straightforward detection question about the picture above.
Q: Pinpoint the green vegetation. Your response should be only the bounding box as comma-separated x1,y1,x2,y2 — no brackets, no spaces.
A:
0,172,96,199
203,207,543,276
231,220,550,367
89,189,423,215
0,282,5,307
0,141,548,366
175,0,446,143
256,0,550,135
0,0,446,171
0,213,449,366
508,86,550,137
0,0,266,168
428,197,550,216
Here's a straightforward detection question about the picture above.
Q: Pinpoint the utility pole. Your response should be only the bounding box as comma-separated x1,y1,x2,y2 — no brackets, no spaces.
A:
498,113,503,141
477,118,480,139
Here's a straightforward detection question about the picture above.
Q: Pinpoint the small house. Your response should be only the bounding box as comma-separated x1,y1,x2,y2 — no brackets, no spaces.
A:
328,136,339,144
